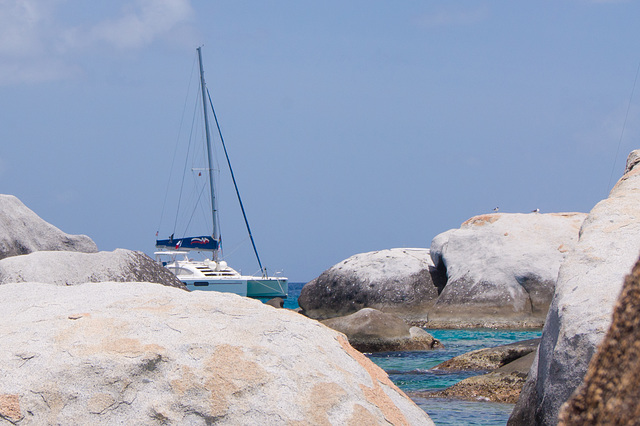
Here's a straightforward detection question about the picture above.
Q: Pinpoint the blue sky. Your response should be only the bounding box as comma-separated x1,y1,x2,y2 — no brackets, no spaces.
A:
1,1,639,281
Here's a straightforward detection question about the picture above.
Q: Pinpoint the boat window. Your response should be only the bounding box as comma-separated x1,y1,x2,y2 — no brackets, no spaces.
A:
193,282,209,286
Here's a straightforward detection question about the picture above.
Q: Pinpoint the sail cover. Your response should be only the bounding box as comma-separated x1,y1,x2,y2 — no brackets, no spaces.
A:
156,235,219,251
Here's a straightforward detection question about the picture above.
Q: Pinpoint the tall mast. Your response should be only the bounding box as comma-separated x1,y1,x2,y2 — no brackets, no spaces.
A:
197,46,219,259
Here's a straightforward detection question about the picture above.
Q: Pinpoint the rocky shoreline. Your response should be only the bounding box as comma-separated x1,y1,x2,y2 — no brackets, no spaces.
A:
2,149,639,423
297,149,640,421
419,340,538,404
414,320,544,330
298,214,586,329
433,339,539,372
422,352,535,404
0,194,434,425
509,149,640,425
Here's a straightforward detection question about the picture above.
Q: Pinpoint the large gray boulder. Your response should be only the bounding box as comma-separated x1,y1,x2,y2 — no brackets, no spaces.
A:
0,194,97,259
0,249,185,289
299,248,442,322
321,308,443,353
429,212,586,327
509,149,640,426
557,256,640,424
0,281,434,425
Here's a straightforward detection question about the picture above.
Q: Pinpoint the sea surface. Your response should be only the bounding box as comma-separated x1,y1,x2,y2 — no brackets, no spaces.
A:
284,282,542,426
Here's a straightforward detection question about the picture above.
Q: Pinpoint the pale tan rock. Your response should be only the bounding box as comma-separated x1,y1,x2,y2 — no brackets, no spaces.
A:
321,308,442,353
429,212,586,327
558,256,640,424
0,281,434,425
510,149,640,426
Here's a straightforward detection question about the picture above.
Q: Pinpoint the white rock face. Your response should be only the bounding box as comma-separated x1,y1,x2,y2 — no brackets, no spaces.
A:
0,249,185,288
429,212,586,327
509,149,640,426
0,194,97,259
298,248,441,322
0,282,433,425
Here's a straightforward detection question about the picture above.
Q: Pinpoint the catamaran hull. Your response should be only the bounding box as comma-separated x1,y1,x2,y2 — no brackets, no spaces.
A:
180,277,288,298
247,279,288,298
182,279,248,296
155,252,288,299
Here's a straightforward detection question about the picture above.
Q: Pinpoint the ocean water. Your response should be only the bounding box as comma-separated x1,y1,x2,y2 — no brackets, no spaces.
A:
283,283,542,426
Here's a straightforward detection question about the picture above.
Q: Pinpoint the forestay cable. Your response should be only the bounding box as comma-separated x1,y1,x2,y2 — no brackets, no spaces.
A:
206,88,266,277
607,59,640,194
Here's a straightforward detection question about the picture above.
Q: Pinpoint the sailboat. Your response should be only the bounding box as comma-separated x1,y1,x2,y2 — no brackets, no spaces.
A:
155,47,288,298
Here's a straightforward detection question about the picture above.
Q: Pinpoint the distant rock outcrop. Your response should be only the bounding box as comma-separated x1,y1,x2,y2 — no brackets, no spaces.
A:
414,339,539,404
0,249,185,289
429,212,586,327
0,194,97,260
0,281,434,425
557,256,640,424
299,248,442,322
321,308,442,353
423,352,536,404
509,149,640,426
433,339,540,372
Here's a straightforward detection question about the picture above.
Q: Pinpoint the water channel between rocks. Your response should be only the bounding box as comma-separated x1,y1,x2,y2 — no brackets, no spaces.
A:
281,282,542,426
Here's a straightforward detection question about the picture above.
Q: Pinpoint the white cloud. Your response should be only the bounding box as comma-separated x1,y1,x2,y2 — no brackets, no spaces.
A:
0,0,57,55
74,0,194,50
0,0,195,85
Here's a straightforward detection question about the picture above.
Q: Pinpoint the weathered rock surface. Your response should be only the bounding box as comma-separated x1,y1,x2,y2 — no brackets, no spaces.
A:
625,149,640,174
299,248,442,322
422,351,536,404
509,149,640,426
0,249,185,289
0,194,97,260
265,297,284,308
0,281,434,425
429,212,586,328
433,339,540,372
321,308,443,353
557,256,640,424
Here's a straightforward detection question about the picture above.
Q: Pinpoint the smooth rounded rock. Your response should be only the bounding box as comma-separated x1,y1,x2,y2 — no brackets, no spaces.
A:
299,248,442,322
0,249,185,289
510,150,640,426
0,281,434,425
265,297,284,308
0,194,97,260
321,308,442,353
558,256,640,424
429,212,586,327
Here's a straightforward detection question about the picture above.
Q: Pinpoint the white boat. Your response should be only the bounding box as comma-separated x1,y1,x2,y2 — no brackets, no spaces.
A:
155,47,287,299
154,251,287,297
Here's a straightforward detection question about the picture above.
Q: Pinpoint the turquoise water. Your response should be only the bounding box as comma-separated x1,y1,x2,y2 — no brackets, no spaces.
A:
368,329,541,425
282,282,305,310
284,283,542,426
